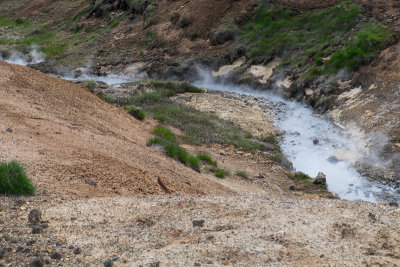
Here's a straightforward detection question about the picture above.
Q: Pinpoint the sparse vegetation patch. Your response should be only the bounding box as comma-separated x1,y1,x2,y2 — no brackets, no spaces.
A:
0,161,35,195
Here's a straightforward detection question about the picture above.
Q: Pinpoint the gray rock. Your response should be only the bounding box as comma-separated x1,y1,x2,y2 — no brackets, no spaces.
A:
85,179,97,186
29,258,44,267
6,128,12,132
313,172,326,185
104,259,113,267
313,139,319,145
73,247,82,255
50,251,63,260
327,156,340,164
150,262,160,267
28,209,42,224
31,226,43,234
289,185,295,191
193,220,205,227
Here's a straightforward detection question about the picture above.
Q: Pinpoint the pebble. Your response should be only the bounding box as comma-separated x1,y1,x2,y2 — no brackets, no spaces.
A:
150,262,160,267
31,226,43,234
28,209,42,224
104,259,113,267
193,220,205,227
73,248,82,255
50,251,63,260
29,258,44,267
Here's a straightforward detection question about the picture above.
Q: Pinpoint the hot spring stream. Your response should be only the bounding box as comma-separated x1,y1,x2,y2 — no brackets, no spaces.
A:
1,53,398,203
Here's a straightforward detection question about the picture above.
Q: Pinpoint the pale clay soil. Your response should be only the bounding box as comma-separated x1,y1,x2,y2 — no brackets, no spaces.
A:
1,62,400,266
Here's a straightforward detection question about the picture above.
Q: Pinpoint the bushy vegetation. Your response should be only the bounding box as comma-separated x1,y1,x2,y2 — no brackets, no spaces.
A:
197,153,217,167
239,1,392,76
148,126,200,171
236,170,249,179
0,161,35,195
209,167,227,178
125,105,146,121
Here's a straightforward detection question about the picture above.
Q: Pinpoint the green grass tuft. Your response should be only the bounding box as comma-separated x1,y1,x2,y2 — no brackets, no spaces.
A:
210,167,227,178
197,153,217,167
236,170,249,179
148,126,200,171
125,105,146,121
0,161,35,195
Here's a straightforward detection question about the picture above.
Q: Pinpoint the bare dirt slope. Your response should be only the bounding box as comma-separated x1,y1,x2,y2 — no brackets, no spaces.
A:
0,61,230,198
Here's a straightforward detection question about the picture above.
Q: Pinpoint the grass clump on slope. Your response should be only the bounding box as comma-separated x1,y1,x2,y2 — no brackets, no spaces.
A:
148,126,200,172
0,161,35,195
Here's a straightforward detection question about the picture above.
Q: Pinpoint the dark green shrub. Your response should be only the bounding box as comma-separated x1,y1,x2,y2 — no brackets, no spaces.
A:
15,18,24,25
148,126,200,171
236,170,249,179
210,167,227,178
197,153,217,167
126,105,146,121
0,161,35,195
179,17,191,28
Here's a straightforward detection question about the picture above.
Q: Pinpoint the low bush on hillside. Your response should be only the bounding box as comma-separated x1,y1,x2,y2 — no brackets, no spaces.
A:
125,105,146,121
0,161,35,195
209,166,227,178
236,170,249,179
197,153,217,167
148,126,200,171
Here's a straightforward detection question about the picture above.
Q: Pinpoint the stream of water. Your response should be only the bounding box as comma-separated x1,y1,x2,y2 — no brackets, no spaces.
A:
2,54,398,203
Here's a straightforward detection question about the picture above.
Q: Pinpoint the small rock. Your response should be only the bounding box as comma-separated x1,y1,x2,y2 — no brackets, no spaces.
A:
6,128,12,132
389,202,399,207
0,247,11,259
150,262,160,267
26,240,36,246
28,209,42,224
104,259,113,267
73,248,82,255
14,199,26,206
313,172,326,185
71,216,77,221
327,156,340,164
194,263,201,267
222,260,230,265
68,245,74,250
31,225,43,234
206,235,214,240
193,220,205,227
289,185,295,191
85,179,97,186
51,251,63,260
29,258,44,267
313,138,319,145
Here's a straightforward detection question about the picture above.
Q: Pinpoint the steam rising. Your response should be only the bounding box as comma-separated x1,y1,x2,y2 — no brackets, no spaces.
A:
193,67,398,203
0,44,45,66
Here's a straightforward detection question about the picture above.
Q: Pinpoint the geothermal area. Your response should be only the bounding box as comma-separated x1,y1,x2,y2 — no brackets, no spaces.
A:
1,0,400,266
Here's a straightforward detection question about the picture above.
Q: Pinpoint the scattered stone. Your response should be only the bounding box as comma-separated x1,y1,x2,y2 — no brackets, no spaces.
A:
256,172,265,179
0,247,11,259
194,263,201,267
14,199,26,206
313,172,326,185
388,202,399,207
313,138,319,145
73,248,82,255
289,185,295,191
193,220,205,227
28,209,42,224
31,226,43,234
68,245,74,250
206,235,214,240
222,260,230,265
150,262,160,267
104,259,113,267
29,258,44,267
207,261,213,264
50,251,63,260
85,179,97,186
71,216,77,221
327,156,340,164
6,128,12,132
26,240,36,246
368,212,376,222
